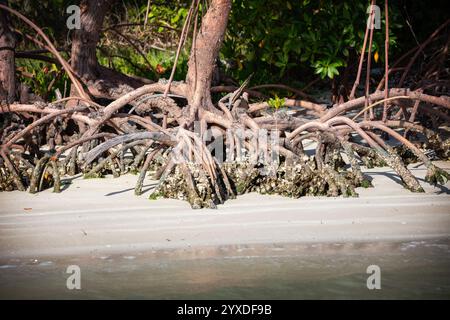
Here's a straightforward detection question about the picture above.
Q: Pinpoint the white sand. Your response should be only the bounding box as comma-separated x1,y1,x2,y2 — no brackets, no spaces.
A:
0,162,449,259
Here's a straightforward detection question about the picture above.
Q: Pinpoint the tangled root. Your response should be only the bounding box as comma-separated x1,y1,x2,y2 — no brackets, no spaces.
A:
0,155,29,192
134,96,178,116
425,134,450,160
148,155,366,209
149,161,232,209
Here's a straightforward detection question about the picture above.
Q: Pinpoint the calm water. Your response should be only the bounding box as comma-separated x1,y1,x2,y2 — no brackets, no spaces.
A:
1,239,450,299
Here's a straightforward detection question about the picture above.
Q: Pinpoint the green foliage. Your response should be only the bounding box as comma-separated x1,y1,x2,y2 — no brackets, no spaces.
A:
96,0,191,82
143,2,188,29
267,95,286,110
313,59,344,79
16,59,68,101
223,0,401,84
97,47,190,82
13,0,447,98
12,0,74,39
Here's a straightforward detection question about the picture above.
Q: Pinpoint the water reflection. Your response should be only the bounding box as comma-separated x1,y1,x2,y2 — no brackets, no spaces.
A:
0,238,449,299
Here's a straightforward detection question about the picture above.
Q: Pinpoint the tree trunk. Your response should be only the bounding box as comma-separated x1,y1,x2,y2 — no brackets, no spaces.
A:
70,0,111,82
0,7,15,103
185,0,232,113
69,0,149,102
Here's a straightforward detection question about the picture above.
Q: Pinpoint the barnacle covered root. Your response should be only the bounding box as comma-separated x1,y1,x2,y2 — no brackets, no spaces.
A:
425,164,450,186
149,156,364,209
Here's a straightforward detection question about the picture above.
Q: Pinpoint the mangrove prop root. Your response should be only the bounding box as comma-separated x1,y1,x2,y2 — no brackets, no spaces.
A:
425,165,450,186
0,151,26,191
378,150,424,192
50,160,61,193
135,148,161,196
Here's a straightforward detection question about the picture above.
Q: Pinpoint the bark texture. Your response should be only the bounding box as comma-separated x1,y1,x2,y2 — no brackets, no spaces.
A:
186,0,232,112
69,0,150,101
70,0,111,82
0,7,15,103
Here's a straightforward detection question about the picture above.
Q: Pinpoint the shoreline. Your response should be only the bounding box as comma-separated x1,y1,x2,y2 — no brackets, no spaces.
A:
0,161,449,260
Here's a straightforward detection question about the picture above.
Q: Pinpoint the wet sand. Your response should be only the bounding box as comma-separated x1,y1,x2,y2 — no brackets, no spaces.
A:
1,239,449,299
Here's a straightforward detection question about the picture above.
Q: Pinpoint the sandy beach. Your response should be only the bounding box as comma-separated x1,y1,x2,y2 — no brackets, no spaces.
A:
0,161,449,260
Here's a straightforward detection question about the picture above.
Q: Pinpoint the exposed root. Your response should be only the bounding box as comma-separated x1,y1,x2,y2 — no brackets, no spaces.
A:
2,1,448,210
425,164,450,186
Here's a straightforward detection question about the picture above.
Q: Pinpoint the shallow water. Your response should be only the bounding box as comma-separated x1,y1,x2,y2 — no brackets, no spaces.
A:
1,239,450,299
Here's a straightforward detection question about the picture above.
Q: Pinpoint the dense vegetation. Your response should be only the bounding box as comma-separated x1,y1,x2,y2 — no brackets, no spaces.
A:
11,0,448,96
